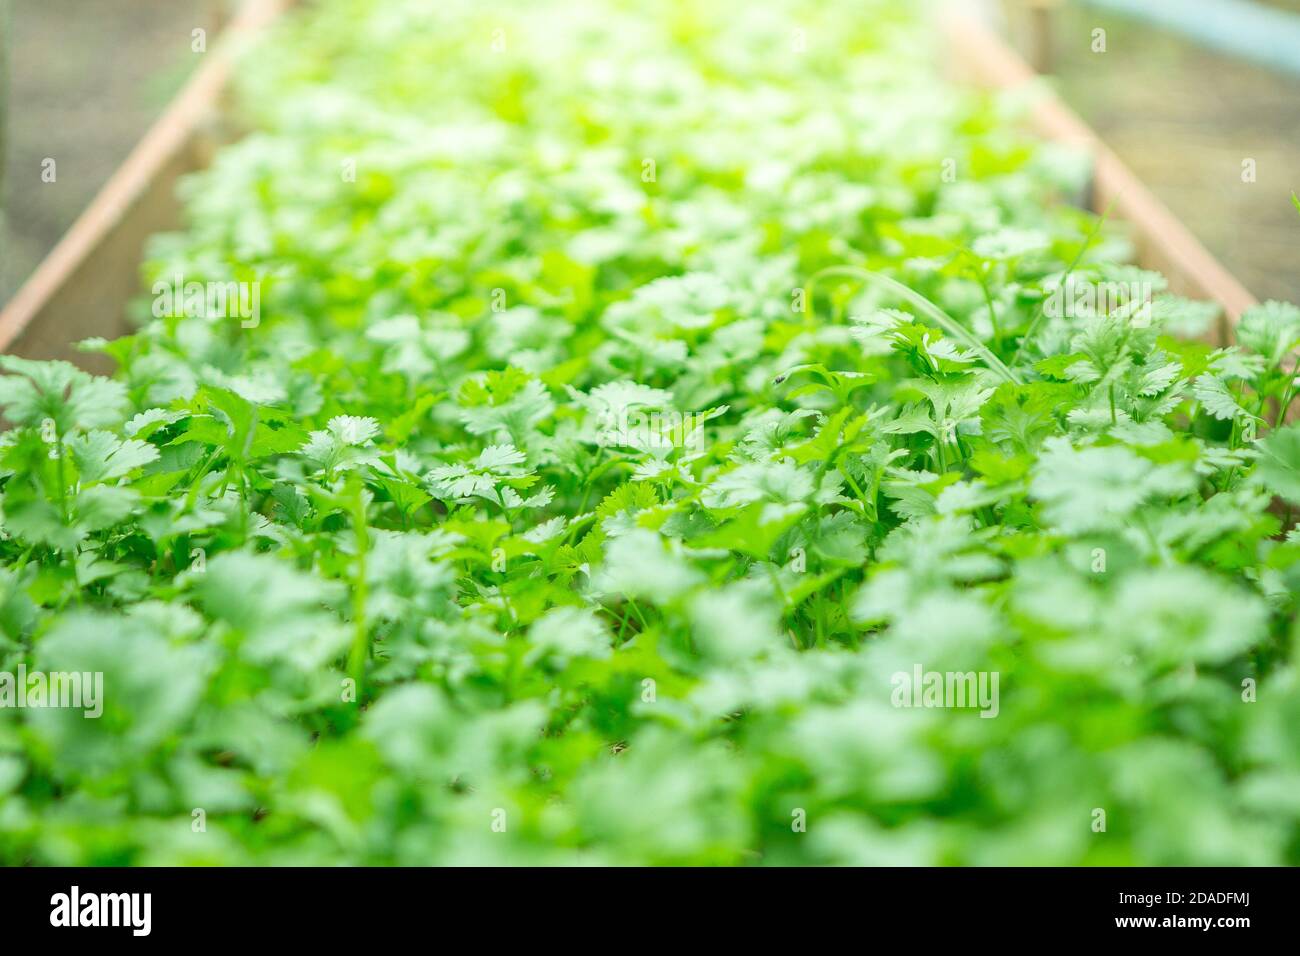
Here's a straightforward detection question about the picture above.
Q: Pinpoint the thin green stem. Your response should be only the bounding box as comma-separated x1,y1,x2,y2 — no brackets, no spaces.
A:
1010,195,1119,368
976,267,1000,349
52,425,68,523
347,480,370,695
1274,371,1297,429
807,265,1020,385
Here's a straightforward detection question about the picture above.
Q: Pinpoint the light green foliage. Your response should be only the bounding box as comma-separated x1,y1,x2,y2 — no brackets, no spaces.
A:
1,0,1298,866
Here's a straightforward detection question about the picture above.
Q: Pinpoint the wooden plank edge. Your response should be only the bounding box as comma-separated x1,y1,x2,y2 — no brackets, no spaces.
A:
2,1,1258,361
941,5,1258,345
0,0,295,360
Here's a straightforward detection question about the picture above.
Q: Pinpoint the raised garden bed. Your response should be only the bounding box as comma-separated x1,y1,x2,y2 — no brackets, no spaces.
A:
2,0,1298,871
0,1,1257,364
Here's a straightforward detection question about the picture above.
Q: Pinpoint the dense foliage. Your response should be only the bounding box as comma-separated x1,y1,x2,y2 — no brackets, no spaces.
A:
3,0,1300,865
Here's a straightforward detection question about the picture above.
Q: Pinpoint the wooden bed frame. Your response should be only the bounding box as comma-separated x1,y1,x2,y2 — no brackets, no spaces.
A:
0,0,295,370
941,6,1257,345
0,0,1256,368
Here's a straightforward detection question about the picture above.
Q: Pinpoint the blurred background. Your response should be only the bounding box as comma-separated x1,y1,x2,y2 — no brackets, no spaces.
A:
0,0,215,302
995,0,1300,304
0,0,1297,308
